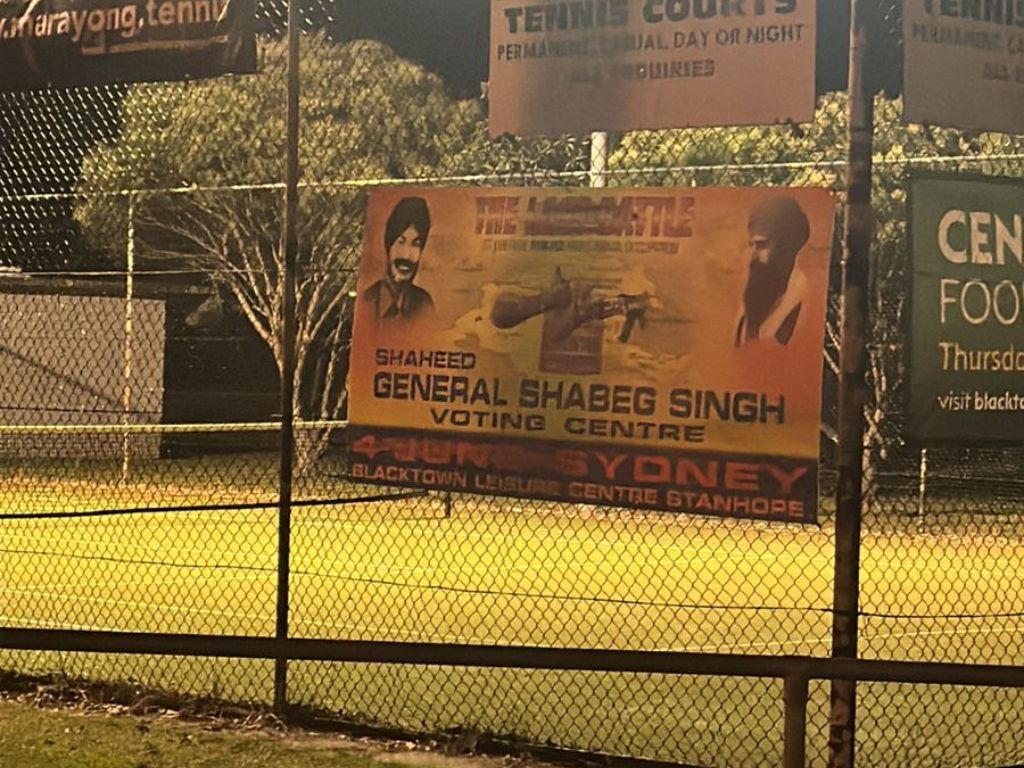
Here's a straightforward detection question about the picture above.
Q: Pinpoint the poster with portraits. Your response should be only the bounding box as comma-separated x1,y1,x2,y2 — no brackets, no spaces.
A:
348,186,834,523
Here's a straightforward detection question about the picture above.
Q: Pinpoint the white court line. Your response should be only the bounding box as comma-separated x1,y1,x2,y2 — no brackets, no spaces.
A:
6,521,1020,576
6,569,1019,633
0,616,158,634
285,621,1024,657
676,623,1024,655
2,587,1021,662
292,620,493,645
2,531,1021,608
0,532,548,573
0,534,536,578
7,524,788,565
0,534,271,570
0,588,273,626
686,637,832,654
3,535,1017,603
0,571,267,594
1,554,1017,631
863,625,1024,641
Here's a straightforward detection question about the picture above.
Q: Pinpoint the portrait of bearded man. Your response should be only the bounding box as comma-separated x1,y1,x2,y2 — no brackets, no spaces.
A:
734,196,811,347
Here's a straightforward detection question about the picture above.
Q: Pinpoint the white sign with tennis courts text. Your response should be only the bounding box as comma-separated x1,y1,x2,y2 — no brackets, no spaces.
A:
489,0,816,136
904,0,1024,135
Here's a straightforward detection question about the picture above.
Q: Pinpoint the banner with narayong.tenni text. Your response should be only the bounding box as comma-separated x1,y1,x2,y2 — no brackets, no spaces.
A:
488,0,816,136
904,0,1024,135
348,186,834,524
907,175,1024,443
0,0,255,91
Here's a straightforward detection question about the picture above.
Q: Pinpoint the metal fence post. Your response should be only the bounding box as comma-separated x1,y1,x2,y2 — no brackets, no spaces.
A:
274,0,301,715
784,671,809,768
589,131,608,188
829,1,876,766
916,448,928,530
120,193,136,484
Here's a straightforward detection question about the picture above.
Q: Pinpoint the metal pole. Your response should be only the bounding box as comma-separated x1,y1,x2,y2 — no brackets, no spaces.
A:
274,0,300,714
783,672,809,768
916,448,927,530
829,1,875,766
120,195,135,484
589,131,608,188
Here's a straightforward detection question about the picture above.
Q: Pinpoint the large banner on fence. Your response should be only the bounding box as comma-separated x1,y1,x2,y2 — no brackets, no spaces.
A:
348,186,834,523
904,0,1024,135
907,175,1024,444
488,0,816,136
0,0,255,91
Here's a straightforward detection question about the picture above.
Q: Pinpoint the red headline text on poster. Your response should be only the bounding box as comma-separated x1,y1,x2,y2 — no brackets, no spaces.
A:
349,429,816,524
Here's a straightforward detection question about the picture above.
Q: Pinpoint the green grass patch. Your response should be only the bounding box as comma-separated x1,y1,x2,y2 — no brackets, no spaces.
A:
0,697,495,768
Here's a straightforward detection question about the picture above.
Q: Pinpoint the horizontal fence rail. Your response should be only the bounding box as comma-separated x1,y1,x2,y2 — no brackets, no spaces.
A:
3,629,1024,768
4,629,1024,688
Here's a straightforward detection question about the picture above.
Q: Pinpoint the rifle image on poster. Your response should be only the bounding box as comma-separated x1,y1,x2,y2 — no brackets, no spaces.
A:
490,266,654,343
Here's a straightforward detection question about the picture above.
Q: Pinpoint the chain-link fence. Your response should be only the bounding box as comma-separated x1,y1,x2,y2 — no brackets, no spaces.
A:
2,2,1024,767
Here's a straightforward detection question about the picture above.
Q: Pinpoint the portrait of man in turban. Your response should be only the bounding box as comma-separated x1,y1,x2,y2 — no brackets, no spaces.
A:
362,197,435,325
735,196,812,347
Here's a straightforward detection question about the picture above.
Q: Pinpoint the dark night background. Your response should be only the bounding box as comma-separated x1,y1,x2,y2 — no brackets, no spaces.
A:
337,0,492,99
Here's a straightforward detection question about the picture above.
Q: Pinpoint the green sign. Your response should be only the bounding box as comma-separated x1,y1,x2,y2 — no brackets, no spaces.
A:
908,176,1024,444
